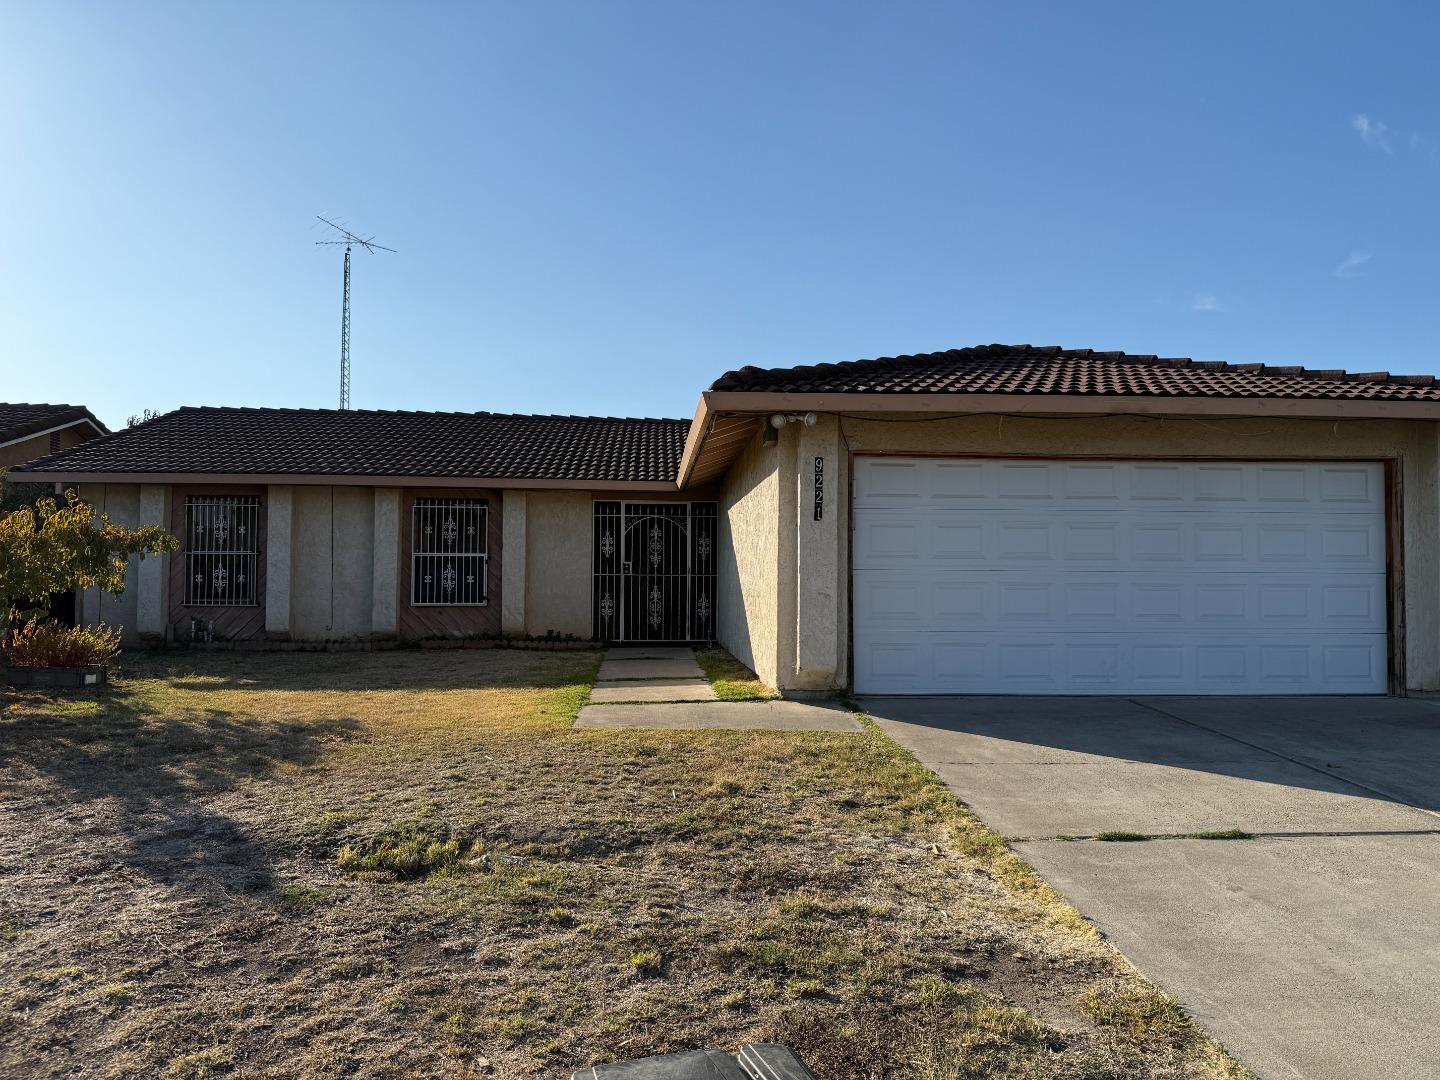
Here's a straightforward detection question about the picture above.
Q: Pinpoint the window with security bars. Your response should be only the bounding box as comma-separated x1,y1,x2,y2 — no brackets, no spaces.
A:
412,498,488,605
185,496,260,606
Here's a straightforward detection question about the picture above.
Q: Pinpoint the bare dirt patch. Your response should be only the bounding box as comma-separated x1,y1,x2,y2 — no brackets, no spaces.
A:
0,650,1247,1079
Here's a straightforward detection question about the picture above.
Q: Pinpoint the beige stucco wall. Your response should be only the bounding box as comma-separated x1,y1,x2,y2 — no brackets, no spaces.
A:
77,483,143,641
717,430,783,687
290,486,376,639
523,491,592,638
745,411,1440,692
502,491,528,635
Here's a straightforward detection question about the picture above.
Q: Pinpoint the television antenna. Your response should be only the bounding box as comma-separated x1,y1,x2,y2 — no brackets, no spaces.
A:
314,215,396,409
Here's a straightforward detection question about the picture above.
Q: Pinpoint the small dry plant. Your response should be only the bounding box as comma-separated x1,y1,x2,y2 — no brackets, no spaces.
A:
2,619,122,667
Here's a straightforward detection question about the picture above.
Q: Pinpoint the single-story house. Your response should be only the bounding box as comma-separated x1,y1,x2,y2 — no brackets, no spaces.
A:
13,344,1440,697
0,402,108,470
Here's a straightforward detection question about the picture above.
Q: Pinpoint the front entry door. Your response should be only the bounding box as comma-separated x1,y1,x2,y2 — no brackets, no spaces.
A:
593,502,717,642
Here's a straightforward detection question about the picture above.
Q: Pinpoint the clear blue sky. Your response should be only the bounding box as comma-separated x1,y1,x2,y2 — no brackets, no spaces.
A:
3,2,1435,428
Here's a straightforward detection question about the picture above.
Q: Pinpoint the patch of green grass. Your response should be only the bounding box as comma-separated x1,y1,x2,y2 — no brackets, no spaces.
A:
696,649,780,701
98,982,137,1004
301,809,363,843
784,977,826,999
1188,828,1253,840
1083,985,1199,1049
279,883,330,906
166,1047,233,1078
24,965,83,987
337,811,474,880
628,949,663,975
1092,831,1150,842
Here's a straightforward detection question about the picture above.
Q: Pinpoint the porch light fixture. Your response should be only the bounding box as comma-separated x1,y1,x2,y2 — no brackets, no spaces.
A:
769,411,818,429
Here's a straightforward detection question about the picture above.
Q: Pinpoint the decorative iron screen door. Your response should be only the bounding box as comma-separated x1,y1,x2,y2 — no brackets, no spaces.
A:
593,502,717,642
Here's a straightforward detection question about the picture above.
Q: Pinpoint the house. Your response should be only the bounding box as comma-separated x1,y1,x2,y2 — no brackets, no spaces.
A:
13,344,1440,697
0,403,108,470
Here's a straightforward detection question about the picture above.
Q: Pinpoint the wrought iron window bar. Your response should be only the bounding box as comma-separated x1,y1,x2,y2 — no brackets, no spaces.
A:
184,496,260,607
412,497,488,606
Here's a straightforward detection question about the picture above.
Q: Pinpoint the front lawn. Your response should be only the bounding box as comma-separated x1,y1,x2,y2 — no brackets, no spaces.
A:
0,650,1246,1079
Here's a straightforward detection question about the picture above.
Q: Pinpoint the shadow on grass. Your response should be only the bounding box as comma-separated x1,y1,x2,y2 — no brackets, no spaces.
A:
120,646,601,694
0,683,358,895
0,649,599,896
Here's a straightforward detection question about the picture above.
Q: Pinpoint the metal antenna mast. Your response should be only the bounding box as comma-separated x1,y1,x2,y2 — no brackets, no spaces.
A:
315,215,396,409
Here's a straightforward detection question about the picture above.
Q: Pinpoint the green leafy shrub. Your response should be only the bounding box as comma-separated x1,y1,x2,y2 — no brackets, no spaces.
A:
3,620,121,667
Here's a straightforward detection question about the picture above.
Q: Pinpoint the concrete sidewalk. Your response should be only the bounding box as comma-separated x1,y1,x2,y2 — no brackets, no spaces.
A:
581,646,860,731
589,646,716,702
576,699,862,732
863,694,1440,1080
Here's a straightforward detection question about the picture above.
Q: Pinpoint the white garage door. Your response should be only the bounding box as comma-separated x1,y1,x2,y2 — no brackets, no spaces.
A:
852,458,1388,695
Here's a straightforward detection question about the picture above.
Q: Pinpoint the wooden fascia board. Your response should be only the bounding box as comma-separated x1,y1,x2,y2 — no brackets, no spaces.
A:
675,394,714,489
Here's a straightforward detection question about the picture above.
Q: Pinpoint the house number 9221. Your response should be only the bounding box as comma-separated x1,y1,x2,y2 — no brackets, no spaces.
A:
813,457,824,521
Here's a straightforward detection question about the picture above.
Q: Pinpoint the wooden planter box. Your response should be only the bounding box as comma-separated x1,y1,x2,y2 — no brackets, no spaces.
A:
4,665,107,688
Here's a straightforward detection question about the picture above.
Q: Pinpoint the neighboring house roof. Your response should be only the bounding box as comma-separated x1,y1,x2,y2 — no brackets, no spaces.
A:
709,344,1440,400
13,407,690,489
0,402,109,448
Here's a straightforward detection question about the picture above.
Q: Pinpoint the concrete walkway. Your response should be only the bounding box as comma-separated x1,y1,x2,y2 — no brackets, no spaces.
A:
863,695,1440,1080
577,699,863,732
580,646,862,732
590,645,717,702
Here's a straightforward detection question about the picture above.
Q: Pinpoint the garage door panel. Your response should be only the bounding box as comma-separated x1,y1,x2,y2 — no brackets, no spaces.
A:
854,631,1388,695
852,458,1388,695
854,510,1385,572
854,571,1386,633
854,458,1385,514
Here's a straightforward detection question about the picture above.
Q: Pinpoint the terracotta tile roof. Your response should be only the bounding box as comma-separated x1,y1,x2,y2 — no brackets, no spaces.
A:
0,402,107,444
708,344,1440,400
14,407,690,483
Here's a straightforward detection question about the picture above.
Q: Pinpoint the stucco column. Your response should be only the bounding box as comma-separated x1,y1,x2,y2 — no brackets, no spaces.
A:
135,484,169,639
77,483,104,628
792,416,843,689
372,487,400,637
502,491,527,635
265,486,294,637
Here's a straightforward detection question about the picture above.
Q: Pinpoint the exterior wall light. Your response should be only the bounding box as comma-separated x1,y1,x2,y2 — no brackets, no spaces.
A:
769,412,817,429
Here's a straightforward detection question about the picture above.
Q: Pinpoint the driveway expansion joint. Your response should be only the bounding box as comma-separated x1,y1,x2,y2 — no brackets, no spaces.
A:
1127,697,1440,822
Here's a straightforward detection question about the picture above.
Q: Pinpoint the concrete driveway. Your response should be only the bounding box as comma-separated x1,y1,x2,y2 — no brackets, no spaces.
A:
863,695,1440,1080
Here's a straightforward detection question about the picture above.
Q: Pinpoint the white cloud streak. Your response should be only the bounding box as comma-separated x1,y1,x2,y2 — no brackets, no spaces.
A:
1333,250,1373,279
1189,293,1222,313
1352,113,1393,153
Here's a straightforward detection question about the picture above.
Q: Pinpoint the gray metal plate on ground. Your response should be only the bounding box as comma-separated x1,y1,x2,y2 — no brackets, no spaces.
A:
735,1044,817,1080
573,1044,816,1080
574,1049,747,1079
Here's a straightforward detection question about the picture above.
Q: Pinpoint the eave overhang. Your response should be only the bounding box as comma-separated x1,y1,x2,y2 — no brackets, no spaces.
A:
675,390,1440,489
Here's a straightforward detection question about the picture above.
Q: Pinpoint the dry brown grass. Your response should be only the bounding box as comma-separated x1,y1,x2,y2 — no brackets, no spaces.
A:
0,648,1248,1079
